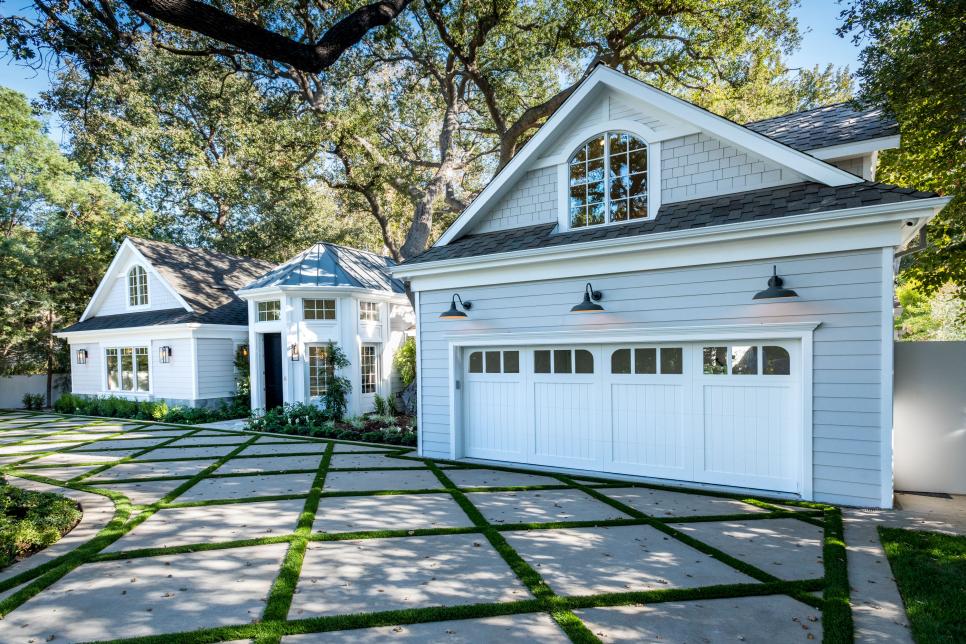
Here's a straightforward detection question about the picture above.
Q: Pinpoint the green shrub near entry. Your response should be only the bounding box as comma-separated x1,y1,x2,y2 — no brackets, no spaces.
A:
248,402,416,446
52,393,248,425
393,337,416,386
21,393,45,410
0,476,81,569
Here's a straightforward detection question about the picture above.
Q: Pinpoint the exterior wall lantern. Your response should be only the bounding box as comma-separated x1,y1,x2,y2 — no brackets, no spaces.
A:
571,283,605,313
159,346,173,363
239,344,249,359
290,343,300,361
753,266,799,300
440,294,472,319
76,349,88,365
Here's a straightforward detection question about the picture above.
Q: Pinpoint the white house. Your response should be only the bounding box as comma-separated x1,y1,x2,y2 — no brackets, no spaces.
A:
237,242,413,416
57,237,275,408
393,66,950,508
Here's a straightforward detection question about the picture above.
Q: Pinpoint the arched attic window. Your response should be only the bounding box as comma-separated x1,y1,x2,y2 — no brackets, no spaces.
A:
569,131,648,228
128,265,148,307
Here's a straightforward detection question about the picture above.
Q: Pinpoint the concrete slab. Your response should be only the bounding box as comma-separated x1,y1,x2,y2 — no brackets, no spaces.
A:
28,451,127,465
601,487,769,518
176,472,316,502
240,441,328,456
71,438,169,450
445,469,563,489
91,459,219,481
466,489,628,525
576,596,822,643
101,479,187,505
17,464,102,480
0,544,288,643
106,499,305,551
328,453,423,469
137,445,239,460
313,493,473,533
167,434,251,447
216,454,323,475
671,518,825,580
194,419,249,431
503,525,754,595
282,613,568,643
331,443,395,453
323,469,443,492
0,441,81,454
290,534,530,617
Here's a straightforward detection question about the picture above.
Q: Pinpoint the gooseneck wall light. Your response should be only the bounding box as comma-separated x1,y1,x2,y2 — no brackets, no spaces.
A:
571,283,605,313
440,294,472,319
753,266,799,300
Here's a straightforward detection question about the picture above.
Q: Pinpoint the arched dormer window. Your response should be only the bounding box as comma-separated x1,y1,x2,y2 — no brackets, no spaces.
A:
128,265,148,307
569,131,648,228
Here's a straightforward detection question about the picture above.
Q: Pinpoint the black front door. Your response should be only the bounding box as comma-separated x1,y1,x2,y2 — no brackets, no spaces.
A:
263,333,283,410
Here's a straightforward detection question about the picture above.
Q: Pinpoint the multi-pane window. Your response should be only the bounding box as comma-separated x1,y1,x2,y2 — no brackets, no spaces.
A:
361,345,379,394
569,131,648,229
105,347,149,392
303,299,336,321
128,266,148,306
257,300,281,322
610,347,683,375
308,345,334,396
467,350,520,374
359,301,380,322
534,349,594,374
703,345,790,375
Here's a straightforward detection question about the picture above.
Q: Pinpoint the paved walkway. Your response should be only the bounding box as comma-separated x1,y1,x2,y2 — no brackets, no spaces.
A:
0,411,912,643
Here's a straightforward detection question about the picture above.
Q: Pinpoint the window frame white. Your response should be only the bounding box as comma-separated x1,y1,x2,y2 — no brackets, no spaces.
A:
127,265,149,309
359,301,380,323
306,344,334,398
104,345,150,393
360,343,380,394
257,300,282,322
557,125,661,233
303,298,336,321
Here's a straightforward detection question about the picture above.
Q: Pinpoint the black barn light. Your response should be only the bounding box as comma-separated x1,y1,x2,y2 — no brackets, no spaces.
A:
571,283,605,313
753,266,799,300
440,294,472,319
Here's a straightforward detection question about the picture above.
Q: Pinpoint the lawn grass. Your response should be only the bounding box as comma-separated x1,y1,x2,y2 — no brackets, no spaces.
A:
880,527,966,644
0,477,81,569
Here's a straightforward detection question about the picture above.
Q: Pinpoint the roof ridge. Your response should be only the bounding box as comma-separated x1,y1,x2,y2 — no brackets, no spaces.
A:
314,241,395,263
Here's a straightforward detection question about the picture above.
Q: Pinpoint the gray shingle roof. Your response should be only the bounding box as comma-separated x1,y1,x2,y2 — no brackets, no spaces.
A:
403,182,936,265
240,242,405,294
745,103,898,152
60,238,276,333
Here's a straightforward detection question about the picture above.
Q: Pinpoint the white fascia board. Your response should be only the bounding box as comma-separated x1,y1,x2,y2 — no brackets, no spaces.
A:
435,66,863,247
808,136,901,161
396,198,948,290
80,239,193,321
56,323,248,342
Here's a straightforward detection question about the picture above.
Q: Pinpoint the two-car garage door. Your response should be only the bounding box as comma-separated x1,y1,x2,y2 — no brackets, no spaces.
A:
462,341,802,494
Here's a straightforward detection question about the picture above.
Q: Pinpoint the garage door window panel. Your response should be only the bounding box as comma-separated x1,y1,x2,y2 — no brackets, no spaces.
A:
731,346,758,375
763,346,791,375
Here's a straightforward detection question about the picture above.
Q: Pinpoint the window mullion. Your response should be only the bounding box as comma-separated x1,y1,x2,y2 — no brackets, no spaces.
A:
603,132,611,224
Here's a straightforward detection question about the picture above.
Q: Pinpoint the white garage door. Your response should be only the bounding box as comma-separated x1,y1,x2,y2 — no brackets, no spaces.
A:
461,341,801,494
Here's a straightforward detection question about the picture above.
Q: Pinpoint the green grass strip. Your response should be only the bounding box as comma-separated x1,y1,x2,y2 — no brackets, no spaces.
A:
257,441,335,642
821,507,852,644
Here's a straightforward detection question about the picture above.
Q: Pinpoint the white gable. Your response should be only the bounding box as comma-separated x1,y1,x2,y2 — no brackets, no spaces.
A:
81,239,192,321
438,66,861,246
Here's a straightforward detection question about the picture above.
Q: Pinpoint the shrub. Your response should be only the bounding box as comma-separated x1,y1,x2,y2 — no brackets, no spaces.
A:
393,337,416,386
21,393,45,410
53,393,83,414
0,477,82,569
373,393,394,416
321,341,352,421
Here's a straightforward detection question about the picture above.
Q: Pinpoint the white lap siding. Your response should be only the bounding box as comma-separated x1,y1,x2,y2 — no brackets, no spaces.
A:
69,342,102,394
416,248,885,507
195,338,237,399
149,338,194,401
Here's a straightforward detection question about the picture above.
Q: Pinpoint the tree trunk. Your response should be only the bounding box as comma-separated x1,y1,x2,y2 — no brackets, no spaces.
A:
45,309,54,408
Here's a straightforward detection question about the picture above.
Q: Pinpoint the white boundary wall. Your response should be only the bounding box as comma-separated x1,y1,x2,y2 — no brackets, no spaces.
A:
0,375,67,409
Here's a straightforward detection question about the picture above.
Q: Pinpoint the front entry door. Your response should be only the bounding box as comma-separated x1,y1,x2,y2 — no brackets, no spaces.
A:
263,333,283,410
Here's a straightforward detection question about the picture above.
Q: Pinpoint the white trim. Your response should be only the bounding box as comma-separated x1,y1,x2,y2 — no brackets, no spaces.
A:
436,65,862,246
534,118,662,170
415,291,424,458
237,285,409,303
56,323,249,341
807,135,900,161
124,264,151,311
880,247,896,508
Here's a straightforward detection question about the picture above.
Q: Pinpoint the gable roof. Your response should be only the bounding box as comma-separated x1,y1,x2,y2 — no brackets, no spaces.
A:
63,238,276,333
240,242,405,294
745,103,899,152
403,181,939,265
435,65,862,247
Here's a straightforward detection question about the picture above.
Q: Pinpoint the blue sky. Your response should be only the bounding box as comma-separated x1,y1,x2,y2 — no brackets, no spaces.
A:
0,1,863,144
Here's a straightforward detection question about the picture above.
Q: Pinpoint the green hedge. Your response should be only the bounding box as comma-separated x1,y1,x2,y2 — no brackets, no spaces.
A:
53,393,248,425
248,402,417,446
0,477,82,569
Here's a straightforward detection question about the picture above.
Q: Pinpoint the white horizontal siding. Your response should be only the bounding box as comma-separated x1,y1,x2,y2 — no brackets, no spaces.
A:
97,271,181,316
416,248,886,506
196,338,237,398
69,342,101,394
150,338,194,400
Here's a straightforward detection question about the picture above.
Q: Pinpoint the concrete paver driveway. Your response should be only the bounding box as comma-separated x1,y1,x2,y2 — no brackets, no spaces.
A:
0,411,837,643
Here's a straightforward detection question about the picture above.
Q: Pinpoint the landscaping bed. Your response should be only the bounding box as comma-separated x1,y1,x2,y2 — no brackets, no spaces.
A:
0,477,82,569
880,527,966,644
247,401,416,446
53,393,249,425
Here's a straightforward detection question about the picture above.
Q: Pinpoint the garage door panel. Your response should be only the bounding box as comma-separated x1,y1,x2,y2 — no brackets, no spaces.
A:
531,381,599,469
464,379,527,461
607,382,690,478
